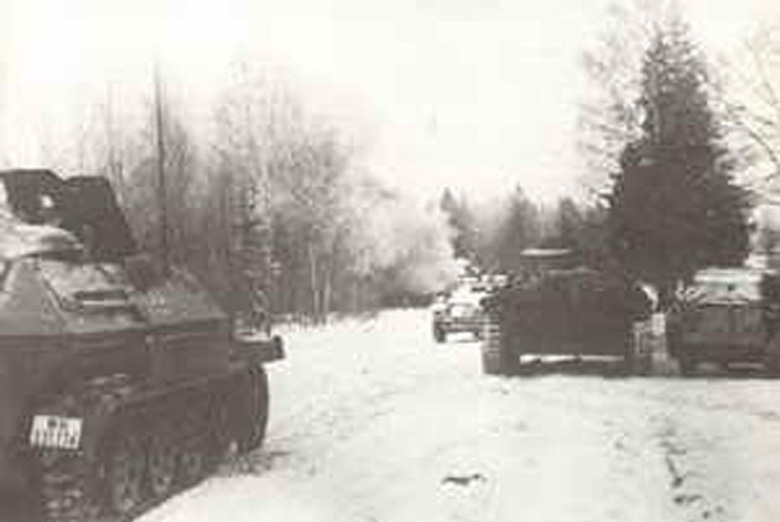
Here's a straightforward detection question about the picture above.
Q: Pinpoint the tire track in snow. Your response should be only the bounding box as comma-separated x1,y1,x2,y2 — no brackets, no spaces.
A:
502,375,780,522
140,310,780,522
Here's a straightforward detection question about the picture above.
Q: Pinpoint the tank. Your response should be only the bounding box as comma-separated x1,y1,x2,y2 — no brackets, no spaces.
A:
666,267,780,375
0,169,284,521
431,286,486,343
480,256,652,375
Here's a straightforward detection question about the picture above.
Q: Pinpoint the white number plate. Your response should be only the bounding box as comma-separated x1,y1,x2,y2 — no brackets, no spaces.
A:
30,415,83,450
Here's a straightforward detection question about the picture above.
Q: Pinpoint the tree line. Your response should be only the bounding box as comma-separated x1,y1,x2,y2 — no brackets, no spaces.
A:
22,61,459,322
437,186,608,277
579,1,766,304
443,2,780,306
8,0,780,316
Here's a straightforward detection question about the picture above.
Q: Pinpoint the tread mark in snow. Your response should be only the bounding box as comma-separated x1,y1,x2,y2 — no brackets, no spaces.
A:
441,473,487,487
658,425,729,521
664,453,686,489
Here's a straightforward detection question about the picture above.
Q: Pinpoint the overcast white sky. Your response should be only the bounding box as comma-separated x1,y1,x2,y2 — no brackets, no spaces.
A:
0,0,778,202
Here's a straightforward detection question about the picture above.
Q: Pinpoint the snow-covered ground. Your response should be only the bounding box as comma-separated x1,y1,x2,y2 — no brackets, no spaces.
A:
136,308,780,522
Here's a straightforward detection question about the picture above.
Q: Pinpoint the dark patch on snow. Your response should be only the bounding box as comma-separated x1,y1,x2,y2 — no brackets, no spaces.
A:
665,453,685,489
441,473,487,487
658,425,727,521
673,493,702,505
755,410,780,422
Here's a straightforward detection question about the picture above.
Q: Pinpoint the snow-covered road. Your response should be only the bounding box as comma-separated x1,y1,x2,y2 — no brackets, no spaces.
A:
137,309,780,522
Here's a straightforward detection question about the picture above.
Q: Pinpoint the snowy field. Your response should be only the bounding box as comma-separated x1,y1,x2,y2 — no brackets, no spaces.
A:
128,308,780,522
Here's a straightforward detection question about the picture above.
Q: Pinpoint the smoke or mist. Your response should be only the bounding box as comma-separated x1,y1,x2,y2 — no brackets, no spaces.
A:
346,178,460,295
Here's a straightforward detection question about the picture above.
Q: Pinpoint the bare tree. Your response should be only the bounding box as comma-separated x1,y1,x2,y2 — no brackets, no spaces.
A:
210,60,286,317
578,0,680,194
716,23,780,185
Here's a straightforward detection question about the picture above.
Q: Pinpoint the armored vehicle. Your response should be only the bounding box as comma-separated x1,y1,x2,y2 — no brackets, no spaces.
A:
666,267,780,375
480,263,652,375
431,286,486,343
0,170,284,521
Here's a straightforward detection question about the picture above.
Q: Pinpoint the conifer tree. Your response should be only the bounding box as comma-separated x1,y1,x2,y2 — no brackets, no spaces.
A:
607,16,751,301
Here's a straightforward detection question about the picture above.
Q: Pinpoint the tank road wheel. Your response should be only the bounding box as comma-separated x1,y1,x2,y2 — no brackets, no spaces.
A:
33,390,101,522
37,452,102,522
206,397,233,465
104,429,146,518
179,438,207,486
147,421,178,499
245,367,270,451
178,410,208,486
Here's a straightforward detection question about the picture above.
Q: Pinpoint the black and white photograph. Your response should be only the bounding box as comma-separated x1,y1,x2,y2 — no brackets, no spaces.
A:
1,0,780,520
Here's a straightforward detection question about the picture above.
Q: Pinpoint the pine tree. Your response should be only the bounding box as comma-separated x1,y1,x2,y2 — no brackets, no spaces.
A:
542,197,583,250
492,186,542,272
607,16,751,301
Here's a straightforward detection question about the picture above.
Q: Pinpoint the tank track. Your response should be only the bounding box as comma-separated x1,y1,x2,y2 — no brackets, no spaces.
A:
34,374,135,522
31,367,269,522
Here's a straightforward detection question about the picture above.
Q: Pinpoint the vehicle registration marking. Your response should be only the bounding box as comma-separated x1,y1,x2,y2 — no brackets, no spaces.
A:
29,415,82,450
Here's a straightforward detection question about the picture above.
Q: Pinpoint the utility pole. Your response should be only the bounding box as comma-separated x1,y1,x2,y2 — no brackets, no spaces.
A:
153,60,170,274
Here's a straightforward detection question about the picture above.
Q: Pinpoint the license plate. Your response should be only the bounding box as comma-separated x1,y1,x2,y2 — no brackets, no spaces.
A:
30,415,83,450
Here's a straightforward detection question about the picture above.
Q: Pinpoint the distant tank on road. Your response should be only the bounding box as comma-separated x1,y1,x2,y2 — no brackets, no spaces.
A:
480,249,652,375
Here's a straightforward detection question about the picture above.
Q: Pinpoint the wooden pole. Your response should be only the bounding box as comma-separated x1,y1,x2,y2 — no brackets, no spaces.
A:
153,60,170,274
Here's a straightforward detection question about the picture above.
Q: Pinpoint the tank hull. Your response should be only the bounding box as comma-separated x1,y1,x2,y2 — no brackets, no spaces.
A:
481,268,651,374
0,333,283,493
0,169,286,519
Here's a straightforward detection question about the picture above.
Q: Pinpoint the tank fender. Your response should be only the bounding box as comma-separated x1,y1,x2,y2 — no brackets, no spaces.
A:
232,334,285,364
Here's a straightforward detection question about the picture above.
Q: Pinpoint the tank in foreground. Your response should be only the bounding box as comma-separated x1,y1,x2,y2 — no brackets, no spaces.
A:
0,169,284,521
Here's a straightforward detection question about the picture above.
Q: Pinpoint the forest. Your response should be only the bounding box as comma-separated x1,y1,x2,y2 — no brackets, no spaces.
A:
3,1,780,320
